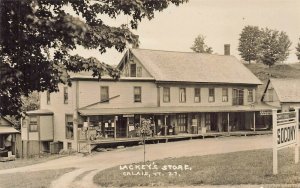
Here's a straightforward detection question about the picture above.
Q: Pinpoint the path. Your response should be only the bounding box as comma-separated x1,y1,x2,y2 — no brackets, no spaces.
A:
0,135,273,188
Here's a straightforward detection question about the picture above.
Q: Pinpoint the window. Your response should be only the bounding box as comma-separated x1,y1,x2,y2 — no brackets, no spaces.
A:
137,67,142,77
29,116,38,132
66,115,73,139
233,88,244,105
46,91,50,104
179,88,186,103
63,87,68,104
248,89,254,102
130,64,136,77
134,87,142,102
177,114,187,132
100,86,109,102
208,88,215,102
222,88,228,102
163,87,170,103
194,88,201,103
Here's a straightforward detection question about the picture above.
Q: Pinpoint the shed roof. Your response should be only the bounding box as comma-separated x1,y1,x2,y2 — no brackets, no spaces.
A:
79,103,275,116
129,49,262,85
0,127,19,134
26,109,53,115
269,78,300,103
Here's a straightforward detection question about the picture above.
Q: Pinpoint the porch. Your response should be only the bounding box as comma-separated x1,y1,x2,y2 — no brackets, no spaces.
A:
78,130,272,153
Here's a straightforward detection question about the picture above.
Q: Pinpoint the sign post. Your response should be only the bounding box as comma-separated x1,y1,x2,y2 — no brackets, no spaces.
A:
272,108,299,175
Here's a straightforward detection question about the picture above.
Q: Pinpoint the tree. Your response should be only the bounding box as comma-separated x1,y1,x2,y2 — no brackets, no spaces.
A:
277,31,292,63
258,28,281,67
296,38,300,61
190,34,213,54
238,26,262,64
0,0,187,116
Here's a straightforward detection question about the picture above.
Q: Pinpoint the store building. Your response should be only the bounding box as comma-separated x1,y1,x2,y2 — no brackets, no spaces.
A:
25,48,274,152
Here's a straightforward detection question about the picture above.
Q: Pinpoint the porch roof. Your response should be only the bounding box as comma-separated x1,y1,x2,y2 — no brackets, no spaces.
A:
0,127,19,134
78,103,276,116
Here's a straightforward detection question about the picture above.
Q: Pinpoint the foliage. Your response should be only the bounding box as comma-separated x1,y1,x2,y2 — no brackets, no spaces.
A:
137,118,152,137
21,92,40,112
190,34,213,54
0,0,187,116
277,31,292,63
296,38,300,61
238,26,262,64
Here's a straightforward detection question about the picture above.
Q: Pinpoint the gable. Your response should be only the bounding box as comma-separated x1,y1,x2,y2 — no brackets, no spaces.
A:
269,79,300,103
119,49,262,85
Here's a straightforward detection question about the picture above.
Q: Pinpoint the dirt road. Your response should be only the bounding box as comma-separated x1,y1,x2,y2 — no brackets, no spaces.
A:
0,135,272,188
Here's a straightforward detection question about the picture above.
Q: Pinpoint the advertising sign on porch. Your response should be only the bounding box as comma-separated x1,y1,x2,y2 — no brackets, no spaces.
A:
260,110,272,116
272,108,299,175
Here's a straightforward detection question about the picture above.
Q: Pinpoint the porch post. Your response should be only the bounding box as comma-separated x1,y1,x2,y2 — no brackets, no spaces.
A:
114,116,117,140
227,112,230,133
87,117,91,154
253,112,256,132
164,115,167,136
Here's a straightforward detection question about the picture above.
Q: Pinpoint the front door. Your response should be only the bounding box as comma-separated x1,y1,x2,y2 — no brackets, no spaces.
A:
177,114,187,133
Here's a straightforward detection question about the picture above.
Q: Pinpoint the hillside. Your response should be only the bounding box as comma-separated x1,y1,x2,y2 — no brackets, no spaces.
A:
245,63,300,100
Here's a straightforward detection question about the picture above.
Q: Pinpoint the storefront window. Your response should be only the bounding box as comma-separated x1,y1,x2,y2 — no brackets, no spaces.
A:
29,116,38,132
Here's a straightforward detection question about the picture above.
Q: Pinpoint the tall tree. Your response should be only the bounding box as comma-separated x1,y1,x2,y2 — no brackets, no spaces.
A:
277,31,292,63
190,34,213,54
0,0,187,116
296,38,300,62
258,28,281,67
238,25,262,64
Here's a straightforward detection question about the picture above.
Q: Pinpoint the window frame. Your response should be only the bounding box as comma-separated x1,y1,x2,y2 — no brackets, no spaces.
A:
29,116,38,132
65,114,74,140
247,89,254,102
136,66,142,77
46,91,50,105
134,86,142,103
222,88,228,102
63,87,68,104
163,87,170,103
208,88,215,102
194,88,201,103
100,86,109,103
232,88,244,105
179,88,186,103
130,63,137,77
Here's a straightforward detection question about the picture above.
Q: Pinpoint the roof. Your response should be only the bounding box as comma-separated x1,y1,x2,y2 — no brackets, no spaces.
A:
26,109,53,115
0,127,19,134
269,78,300,103
128,49,262,85
78,103,276,116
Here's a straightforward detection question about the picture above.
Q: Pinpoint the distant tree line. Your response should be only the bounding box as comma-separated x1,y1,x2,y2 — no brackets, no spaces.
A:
238,26,299,67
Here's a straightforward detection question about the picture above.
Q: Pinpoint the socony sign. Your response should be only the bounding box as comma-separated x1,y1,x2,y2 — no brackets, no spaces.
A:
277,124,296,145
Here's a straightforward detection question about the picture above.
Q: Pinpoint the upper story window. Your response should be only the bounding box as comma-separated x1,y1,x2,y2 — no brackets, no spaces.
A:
130,64,136,77
163,87,170,103
100,86,109,102
46,91,50,104
208,88,215,102
194,88,201,103
137,67,142,77
222,88,228,102
134,87,142,103
179,88,186,103
29,116,38,132
233,88,244,105
247,89,254,102
64,87,68,104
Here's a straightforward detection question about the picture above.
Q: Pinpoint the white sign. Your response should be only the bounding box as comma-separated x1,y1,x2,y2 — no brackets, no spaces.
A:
272,108,299,175
260,111,272,116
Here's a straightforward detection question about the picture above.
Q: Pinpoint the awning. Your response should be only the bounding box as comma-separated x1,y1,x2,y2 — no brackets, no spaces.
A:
78,103,277,116
26,109,53,115
0,127,19,134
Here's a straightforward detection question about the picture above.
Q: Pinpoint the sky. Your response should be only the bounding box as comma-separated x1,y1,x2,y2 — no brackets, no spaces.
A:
74,0,300,65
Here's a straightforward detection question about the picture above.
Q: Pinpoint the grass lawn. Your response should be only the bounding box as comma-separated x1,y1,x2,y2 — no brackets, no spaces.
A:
0,168,75,188
0,154,64,170
94,148,300,187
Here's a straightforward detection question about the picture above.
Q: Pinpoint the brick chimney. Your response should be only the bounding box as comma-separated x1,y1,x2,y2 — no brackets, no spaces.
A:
224,44,230,55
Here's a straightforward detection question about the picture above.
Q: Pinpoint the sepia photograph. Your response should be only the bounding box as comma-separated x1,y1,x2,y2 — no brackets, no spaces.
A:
0,0,300,187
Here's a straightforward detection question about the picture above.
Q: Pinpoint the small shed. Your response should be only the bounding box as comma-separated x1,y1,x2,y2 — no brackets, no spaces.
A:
22,109,54,157
0,116,21,160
